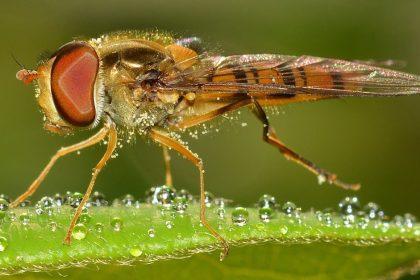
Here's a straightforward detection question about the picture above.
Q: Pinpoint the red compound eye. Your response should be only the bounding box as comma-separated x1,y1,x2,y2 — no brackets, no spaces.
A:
51,42,99,126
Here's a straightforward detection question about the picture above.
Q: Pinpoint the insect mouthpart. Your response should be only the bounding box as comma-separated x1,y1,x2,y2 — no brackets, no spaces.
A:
16,69,38,85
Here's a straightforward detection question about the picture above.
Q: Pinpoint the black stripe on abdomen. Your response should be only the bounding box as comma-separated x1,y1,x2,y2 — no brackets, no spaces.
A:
331,72,345,89
233,69,248,83
279,67,296,86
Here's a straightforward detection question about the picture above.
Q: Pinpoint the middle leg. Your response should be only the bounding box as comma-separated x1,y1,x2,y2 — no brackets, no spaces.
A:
162,146,173,187
149,128,229,259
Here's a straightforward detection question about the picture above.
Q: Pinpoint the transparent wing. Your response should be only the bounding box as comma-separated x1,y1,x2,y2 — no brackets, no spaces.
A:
162,54,420,97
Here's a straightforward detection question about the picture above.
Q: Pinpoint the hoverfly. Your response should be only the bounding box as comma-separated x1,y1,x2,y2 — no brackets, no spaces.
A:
13,31,420,258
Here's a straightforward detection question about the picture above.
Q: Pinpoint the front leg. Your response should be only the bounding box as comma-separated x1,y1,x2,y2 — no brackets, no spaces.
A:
63,122,118,244
149,128,229,260
10,125,112,208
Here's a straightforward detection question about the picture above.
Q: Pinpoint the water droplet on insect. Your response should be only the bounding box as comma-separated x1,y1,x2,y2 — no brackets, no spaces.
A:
259,207,274,223
232,207,249,226
258,194,276,209
0,199,9,212
19,213,30,226
363,202,384,220
338,196,360,215
165,220,174,229
282,201,296,216
90,191,108,207
317,174,326,185
0,236,8,252
94,223,104,233
146,186,175,208
148,227,155,238
111,217,123,232
204,191,215,207
172,197,188,213
129,246,143,257
72,223,87,240
122,194,135,207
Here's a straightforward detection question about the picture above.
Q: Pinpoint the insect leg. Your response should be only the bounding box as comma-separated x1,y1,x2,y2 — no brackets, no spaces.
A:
10,126,111,208
64,122,118,244
252,100,360,191
162,146,173,187
149,128,229,260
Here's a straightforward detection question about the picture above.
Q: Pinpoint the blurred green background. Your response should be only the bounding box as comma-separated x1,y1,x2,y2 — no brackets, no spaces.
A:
0,0,419,217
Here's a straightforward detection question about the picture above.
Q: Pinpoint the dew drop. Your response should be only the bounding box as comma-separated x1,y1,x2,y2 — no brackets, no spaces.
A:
259,207,274,223
111,217,123,232
53,193,65,207
19,213,30,226
35,196,54,215
172,197,188,213
0,199,9,212
122,194,135,207
338,196,360,215
0,194,10,203
176,189,194,202
72,223,87,240
0,236,8,252
90,191,108,207
322,209,333,226
129,246,143,257
146,186,175,208
78,213,92,225
214,198,232,208
342,214,355,227
204,191,215,207
70,192,84,208
393,215,404,227
258,194,276,209
217,207,226,219
404,213,417,228
280,225,288,235
282,201,296,216
165,220,174,229
363,202,384,220
19,200,31,207
232,207,249,226
356,216,369,229
148,227,155,238
48,221,57,232
94,223,104,233
8,211,16,222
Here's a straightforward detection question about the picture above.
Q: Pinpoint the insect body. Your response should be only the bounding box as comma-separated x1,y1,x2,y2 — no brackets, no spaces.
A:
13,31,420,258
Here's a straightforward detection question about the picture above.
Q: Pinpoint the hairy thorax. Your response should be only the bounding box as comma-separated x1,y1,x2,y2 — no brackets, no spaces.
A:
100,41,180,133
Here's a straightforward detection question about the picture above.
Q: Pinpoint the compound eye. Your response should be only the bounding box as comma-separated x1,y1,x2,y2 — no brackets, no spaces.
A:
51,42,99,126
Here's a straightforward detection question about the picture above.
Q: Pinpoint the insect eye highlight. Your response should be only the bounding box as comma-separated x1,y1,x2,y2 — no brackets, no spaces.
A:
50,42,99,127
